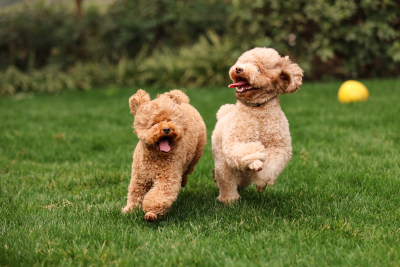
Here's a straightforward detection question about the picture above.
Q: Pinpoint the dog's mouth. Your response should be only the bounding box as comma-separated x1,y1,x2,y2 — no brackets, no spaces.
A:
228,79,258,94
157,137,172,153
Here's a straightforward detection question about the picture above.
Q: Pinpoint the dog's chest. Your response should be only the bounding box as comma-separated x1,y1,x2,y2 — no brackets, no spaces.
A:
231,108,283,142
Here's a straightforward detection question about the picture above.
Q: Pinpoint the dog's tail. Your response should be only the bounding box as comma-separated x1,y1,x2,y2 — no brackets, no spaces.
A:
216,104,235,120
160,90,190,104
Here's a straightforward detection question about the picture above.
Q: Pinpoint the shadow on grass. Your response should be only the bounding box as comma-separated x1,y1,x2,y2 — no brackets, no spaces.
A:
122,182,333,229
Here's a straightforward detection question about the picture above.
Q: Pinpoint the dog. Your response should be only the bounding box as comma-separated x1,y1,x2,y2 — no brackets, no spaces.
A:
212,47,303,203
122,89,206,221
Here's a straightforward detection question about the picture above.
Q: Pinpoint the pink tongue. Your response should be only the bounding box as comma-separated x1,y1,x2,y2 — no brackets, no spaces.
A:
228,81,248,88
159,140,170,152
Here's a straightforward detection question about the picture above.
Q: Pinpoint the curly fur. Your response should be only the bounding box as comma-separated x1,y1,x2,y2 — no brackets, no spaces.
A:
122,89,207,221
212,47,303,203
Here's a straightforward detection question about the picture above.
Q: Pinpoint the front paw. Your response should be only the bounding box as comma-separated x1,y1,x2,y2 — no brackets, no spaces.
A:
122,205,133,214
217,194,240,204
122,202,141,214
239,143,267,170
249,160,263,172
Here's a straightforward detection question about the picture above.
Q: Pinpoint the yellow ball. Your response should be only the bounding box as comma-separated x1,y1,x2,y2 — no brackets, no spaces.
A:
338,80,369,103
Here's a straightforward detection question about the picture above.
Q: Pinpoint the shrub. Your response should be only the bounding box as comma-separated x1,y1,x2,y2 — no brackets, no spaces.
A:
136,32,240,87
0,63,119,95
102,0,228,63
226,0,400,79
0,0,228,70
0,1,89,70
0,33,235,96
0,0,399,95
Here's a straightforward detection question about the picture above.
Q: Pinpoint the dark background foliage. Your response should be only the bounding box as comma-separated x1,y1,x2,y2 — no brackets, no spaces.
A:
0,0,399,95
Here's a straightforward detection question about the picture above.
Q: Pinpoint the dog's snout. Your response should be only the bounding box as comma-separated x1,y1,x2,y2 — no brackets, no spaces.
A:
163,128,170,134
235,67,243,74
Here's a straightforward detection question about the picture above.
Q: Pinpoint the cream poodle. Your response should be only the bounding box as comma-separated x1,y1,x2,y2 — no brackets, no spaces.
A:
212,47,303,203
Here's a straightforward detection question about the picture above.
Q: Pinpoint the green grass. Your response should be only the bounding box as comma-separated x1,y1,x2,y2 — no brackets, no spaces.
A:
1,80,400,266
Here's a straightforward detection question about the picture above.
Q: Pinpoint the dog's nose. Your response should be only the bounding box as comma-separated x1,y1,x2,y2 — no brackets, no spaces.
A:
235,67,243,74
163,128,170,134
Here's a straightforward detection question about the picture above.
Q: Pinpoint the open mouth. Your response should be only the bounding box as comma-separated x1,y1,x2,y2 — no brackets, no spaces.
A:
157,137,171,153
228,79,258,94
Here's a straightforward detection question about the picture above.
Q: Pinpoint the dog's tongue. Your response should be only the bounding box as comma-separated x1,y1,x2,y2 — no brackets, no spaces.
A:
228,81,248,88
159,139,170,153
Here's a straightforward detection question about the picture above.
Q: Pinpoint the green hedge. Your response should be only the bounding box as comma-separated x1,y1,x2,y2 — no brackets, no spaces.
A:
0,0,227,70
0,32,237,95
227,0,400,79
1,0,399,95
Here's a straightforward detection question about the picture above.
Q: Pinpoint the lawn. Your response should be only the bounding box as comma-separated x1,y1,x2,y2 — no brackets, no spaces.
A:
1,80,400,266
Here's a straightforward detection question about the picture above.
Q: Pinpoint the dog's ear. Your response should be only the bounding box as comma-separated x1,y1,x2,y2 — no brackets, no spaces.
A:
277,56,303,94
161,90,190,104
129,89,150,115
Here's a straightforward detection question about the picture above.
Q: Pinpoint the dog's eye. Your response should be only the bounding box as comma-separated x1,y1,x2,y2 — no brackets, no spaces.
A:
151,123,157,126
256,67,261,73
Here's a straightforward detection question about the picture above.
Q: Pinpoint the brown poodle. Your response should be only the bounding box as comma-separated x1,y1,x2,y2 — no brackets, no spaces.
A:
212,47,303,203
122,89,207,221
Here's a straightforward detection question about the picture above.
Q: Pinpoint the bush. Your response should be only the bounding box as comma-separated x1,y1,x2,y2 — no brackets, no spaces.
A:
0,63,119,95
0,0,228,70
0,0,399,95
136,32,241,87
0,1,90,70
0,33,234,96
102,0,228,63
226,0,400,79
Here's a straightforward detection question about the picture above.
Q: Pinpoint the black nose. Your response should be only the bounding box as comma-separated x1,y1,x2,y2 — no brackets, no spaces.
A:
163,128,170,134
236,67,243,74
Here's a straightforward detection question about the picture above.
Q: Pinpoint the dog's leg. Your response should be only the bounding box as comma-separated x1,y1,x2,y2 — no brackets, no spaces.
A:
182,132,207,187
214,165,240,204
217,179,240,204
122,175,150,214
141,174,181,222
222,141,268,171
254,146,292,192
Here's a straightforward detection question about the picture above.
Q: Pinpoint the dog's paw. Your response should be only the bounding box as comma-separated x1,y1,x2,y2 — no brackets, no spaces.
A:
217,194,240,204
122,206,133,214
249,160,263,172
256,185,267,193
122,202,142,214
144,212,158,222
266,178,276,186
239,143,267,170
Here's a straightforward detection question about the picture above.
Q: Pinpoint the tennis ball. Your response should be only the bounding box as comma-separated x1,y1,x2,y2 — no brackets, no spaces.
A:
338,80,369,103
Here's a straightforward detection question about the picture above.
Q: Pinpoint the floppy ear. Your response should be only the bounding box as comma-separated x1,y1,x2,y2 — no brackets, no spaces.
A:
278,56,303,94
160,89,190,104
129,89,150,115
